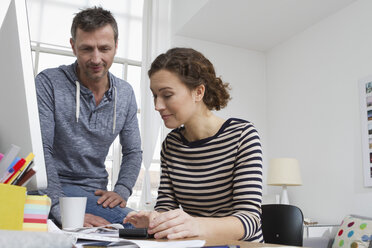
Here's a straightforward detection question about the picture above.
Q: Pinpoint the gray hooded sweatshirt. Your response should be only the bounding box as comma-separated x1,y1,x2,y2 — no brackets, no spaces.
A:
35,61,142,223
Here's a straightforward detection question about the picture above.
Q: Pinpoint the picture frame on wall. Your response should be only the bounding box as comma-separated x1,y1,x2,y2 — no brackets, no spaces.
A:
359,75,372,187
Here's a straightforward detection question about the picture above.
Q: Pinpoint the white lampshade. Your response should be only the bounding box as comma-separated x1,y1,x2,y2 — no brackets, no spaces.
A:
267,158,302,186
267,158,302,204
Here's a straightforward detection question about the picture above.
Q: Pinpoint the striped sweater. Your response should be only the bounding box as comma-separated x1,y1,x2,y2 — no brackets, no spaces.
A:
154,118,263,242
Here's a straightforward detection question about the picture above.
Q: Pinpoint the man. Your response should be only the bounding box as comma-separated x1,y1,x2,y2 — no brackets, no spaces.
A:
35,6,142,227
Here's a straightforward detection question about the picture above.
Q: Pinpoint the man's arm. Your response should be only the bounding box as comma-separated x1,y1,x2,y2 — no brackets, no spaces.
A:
35,72,65,223
114,89,142,202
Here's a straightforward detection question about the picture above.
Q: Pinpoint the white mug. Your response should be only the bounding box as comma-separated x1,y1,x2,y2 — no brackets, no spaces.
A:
59,197,87,229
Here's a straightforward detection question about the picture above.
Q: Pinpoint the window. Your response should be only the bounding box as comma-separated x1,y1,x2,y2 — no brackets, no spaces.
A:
27,0,161,208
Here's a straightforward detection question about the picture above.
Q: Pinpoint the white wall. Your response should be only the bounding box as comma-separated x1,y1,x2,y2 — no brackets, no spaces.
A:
0,0,11,25
266,0,372,224
171,0,372,224
172,36,268,172
170,0,208,35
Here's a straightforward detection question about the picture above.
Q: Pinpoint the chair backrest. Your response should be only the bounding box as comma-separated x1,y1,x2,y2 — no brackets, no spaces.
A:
261,204,304,246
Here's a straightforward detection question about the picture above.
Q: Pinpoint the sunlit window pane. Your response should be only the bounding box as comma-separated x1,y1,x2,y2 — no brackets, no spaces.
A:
127,65,141,108
107,144,113,158
127,19,142,60
153,129,161,160
110,63,124,81
105,160,113,190
26,0,74,47
37,53,76,73
127,162,160,209
27,0,143,61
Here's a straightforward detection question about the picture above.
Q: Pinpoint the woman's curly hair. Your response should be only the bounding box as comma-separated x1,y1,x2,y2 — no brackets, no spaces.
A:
148,47,231,110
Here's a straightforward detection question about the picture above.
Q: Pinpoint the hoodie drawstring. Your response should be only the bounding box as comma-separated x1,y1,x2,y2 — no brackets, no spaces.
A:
75,81,117,134
112,86,117,134
76,81,80,122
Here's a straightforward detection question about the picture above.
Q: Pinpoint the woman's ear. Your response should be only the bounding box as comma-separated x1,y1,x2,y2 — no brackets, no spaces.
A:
193,84,205,102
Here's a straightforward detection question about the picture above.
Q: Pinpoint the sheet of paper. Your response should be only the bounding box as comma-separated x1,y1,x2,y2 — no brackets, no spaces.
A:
48,220,205,248
63,223,124,233
48,219,119,242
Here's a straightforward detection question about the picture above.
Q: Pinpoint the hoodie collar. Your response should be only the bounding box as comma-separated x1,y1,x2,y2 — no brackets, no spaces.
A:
71,61,117,134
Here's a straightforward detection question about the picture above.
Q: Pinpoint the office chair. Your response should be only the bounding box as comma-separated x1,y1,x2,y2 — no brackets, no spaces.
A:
261,204,304,246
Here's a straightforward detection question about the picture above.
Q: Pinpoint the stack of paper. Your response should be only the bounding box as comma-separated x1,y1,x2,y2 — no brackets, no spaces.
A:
47,220,206,248
23,195,51,231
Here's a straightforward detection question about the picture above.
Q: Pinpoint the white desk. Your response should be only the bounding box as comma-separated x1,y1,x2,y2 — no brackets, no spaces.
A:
304,224,339,239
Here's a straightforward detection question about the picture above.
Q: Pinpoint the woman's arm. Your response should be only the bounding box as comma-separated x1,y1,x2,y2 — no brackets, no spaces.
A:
196,216,245,240
230,122,263,240
147,209,245,240
154,139,179,211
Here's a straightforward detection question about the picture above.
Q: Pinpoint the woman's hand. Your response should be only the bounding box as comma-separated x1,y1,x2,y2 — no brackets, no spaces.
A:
148,209,202,239
123,211,160,228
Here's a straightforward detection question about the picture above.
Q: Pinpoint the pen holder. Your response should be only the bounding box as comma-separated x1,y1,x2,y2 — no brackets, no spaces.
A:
0,184,26,230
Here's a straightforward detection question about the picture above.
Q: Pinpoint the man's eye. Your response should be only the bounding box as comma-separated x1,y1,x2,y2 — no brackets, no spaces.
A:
164,94,172,98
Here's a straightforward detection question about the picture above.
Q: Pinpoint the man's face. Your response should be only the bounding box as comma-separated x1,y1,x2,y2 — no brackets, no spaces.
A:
70,24,117,83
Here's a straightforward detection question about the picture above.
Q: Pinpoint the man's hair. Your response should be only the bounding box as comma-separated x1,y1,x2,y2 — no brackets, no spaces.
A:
71,6,118,43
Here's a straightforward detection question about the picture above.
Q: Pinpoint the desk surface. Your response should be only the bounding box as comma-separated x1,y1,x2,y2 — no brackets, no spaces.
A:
156,237,303,247
204,239,286,247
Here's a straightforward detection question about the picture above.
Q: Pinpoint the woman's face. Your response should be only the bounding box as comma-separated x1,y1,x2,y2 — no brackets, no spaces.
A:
150,69,199,129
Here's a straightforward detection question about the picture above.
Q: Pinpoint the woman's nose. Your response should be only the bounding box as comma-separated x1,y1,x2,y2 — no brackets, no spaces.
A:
154,98,165,111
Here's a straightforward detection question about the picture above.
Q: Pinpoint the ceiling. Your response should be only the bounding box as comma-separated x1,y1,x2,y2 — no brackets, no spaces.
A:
174,0,357,51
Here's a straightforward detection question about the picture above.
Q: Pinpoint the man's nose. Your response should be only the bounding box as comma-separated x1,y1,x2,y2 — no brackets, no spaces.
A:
91,49,101,64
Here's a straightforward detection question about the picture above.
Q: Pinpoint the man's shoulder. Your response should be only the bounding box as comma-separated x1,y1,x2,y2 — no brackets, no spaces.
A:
37,66,57,75
36,63,75,80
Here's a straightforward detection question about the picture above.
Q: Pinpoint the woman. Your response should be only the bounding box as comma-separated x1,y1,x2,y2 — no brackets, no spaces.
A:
124,47,263,242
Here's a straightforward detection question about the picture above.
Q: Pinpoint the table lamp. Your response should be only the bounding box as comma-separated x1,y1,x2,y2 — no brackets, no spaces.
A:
267,158,302,204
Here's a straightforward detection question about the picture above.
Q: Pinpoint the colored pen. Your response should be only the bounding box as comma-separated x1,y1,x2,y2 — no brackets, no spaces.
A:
0,157,20,183
11,153,35,185
4,158,26,184
7,157,20,170
0,168,14,183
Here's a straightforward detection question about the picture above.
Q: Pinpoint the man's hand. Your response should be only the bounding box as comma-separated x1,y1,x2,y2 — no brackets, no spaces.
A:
84,213,111,227
94,190,127,208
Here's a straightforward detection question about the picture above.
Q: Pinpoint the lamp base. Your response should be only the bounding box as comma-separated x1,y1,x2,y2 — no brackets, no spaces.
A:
280,185,289,204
